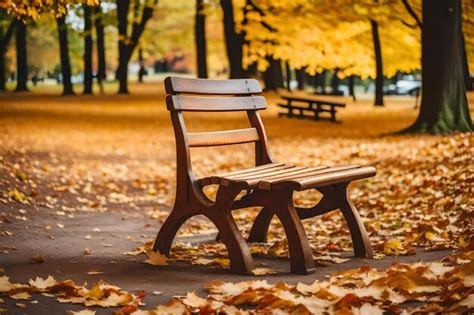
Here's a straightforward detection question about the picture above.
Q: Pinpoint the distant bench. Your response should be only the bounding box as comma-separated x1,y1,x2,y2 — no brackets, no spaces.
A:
278,95,346,123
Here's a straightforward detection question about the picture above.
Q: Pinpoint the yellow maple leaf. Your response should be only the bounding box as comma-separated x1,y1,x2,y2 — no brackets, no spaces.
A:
145,250,168,266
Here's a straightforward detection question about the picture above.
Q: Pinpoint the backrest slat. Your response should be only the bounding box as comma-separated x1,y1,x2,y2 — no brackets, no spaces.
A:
187,128,259,147
167,95,266,112
165,77,261,95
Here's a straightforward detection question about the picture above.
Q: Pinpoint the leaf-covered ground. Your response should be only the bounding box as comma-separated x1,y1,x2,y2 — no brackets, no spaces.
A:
0,83,473,314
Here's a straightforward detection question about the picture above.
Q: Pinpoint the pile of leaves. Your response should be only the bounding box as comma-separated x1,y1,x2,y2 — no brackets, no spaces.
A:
137,251,474,314
0,275,143,313
1,251,471,314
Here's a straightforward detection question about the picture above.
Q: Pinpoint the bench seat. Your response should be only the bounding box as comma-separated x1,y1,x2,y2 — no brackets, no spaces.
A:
198,163,376,191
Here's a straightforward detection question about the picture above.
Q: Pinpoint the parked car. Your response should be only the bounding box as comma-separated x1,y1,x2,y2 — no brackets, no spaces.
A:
385,78,421,95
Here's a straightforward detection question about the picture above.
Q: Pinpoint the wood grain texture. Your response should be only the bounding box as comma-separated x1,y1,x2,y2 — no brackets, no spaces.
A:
166,95,266,111
187,128,259,148
165,76,262,95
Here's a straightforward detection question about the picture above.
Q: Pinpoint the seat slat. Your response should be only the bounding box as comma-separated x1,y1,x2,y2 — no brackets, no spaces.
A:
197,163,285,187
217,163,285,178
257,165,361,189
165,77,262,95
218,165,294,185
270,167,376,191
167,95,266,112
188,128,259,148
230,166,307,181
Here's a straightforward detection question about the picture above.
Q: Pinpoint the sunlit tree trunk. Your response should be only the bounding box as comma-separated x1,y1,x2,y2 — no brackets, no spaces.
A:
371,19,384,106
56,15,74,95
14,20,28,92
195,0,208,78
95,3,106,93
0,19,15,91
405,0,472,133
220,0,244,78
83,5,93,94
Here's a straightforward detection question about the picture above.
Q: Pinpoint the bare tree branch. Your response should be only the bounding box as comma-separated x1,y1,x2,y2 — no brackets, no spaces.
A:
402,0,422,29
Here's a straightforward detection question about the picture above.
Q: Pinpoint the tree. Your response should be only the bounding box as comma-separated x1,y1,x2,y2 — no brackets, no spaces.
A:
262,56,283,90
57,14,74,95
94,2,106,92
348,75,356,101
116,0,158,94
195,0,208,78
83,4,93,94
295,68,305,90
404,0,472,133
220,0,244,78
14,19,28,92
370,19,384,106
0,15,15,91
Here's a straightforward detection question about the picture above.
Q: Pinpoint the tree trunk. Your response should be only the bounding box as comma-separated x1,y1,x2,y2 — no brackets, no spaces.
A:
296,68,305,90
371,20,384,106
116,0,156,94
83,5,93,94
285,62,291,91
263,57,283,91
405,0,472,133
56,15,74,95
461,32,471,91
138,48,146,82
195,0,208,78
220,0,244,79
116,0,129,94
95,3,106,93
348,75,356,101
14,20,28,92
0,20,15,91
331,69,340,95
313,71,327,94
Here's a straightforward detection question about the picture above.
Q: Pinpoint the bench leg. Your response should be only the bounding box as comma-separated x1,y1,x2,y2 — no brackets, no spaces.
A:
336,186,374,258
248,191,336,242
207,211,255,274
208,186,255,274
247,207,273,243
274,191,315,274
153,205,193,255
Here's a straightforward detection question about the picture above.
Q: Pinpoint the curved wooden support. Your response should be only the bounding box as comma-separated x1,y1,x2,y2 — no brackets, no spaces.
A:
153,206,193,255
274,191,315,274
207,212,255,274
338,187,374,258
248,190,337,243
247,207,273,243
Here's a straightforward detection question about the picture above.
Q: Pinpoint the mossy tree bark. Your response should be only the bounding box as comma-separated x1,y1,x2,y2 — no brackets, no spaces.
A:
405,0,472,133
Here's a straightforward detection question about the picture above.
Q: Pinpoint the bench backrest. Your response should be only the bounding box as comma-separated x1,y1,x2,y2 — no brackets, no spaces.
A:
165,76,274,196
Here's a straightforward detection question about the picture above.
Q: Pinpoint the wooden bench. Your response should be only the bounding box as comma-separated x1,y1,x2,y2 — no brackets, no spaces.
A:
153,77,375,275
278,95,346,122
